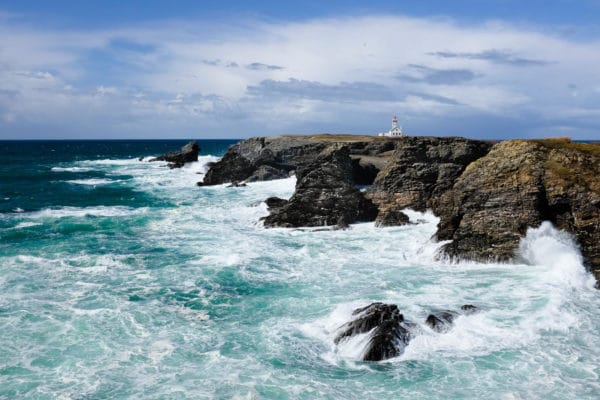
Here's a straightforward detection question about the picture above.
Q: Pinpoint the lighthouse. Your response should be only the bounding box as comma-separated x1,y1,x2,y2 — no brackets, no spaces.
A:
378,116,404,137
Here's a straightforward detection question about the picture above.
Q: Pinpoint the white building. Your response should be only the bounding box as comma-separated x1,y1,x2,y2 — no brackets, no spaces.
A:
378,116,404,137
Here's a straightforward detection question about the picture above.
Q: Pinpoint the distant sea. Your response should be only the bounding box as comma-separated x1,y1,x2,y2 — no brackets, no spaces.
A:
1,140,599,399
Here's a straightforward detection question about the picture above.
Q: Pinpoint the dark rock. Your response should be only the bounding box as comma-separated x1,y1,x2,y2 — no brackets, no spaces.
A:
334,302,421,361
202,137,328,185
196,181,206,187
375,209,410,227
351,157,380,185
435,139,600,283
138,156,144,161
201,135,398,186
263,146,379,227
460,304,478,314
149,141,200,168
334,303,402,344
367,136,492,213
425,311,458,333
264,197,288,210
362,319,414,362
246,165,290,182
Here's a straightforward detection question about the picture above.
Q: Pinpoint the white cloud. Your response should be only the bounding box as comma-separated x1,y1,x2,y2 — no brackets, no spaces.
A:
0,14,599,139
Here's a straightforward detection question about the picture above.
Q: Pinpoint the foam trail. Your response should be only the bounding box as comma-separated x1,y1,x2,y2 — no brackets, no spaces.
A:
66,179,120,185
25,206,142,219
51,166,94,172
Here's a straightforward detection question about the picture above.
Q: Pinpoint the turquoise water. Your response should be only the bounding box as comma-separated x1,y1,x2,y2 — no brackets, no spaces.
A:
1,140,599,399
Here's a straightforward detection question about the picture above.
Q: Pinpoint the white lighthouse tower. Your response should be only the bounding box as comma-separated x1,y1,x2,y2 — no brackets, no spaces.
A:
378,115,404,137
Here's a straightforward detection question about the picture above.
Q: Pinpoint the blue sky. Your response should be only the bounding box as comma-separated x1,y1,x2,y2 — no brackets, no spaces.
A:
1,1,600,139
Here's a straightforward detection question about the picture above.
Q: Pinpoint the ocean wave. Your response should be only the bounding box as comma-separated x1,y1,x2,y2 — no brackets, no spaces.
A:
66,178,122,186
23,206,143,219
51,166,93,172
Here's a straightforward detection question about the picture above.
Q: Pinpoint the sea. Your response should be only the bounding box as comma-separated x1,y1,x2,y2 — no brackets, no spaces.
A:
0,140,599,400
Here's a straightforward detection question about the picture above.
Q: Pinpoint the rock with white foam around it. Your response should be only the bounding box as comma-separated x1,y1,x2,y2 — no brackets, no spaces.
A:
335,303,479,361
149,141,200,168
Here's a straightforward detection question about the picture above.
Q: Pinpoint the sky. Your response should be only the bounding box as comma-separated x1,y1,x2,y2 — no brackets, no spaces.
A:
1,1,600,140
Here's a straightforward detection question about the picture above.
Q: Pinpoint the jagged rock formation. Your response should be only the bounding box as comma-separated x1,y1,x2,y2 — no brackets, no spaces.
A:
149,141,200,168
335,303,478,361
435,139,600,282
366,137,493,213
200,135,395,186
375,209,410,227
262,147,378,227
334,303,418,362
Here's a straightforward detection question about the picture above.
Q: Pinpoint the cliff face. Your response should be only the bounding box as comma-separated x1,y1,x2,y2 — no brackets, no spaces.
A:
366,137,492,217
435,139,600,281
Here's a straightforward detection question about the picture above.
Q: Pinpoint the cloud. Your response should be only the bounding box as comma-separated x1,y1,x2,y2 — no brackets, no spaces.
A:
0,14,599,139
245,62,284,71
429,49,551,66
246,78,397,102
398,64,478,85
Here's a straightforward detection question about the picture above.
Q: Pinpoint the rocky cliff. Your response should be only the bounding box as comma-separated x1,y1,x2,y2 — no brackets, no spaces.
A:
201,135,395,186
435,138,600,282
365,136,492,225
201,135,600,284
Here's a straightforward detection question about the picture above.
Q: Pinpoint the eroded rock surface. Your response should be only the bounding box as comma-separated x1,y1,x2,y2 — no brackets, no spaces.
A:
262,146,378,227
367,136,492,214
201,135,397,186
435,139,600,282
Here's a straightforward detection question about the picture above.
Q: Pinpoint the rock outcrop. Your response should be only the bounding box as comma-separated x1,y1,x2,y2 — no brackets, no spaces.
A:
435,139,600,282
335,303,478,361
262,146,379,227
149,141,200,168
200,135,396,186
334,303,419,362
367,137,493,214
201,134,599,283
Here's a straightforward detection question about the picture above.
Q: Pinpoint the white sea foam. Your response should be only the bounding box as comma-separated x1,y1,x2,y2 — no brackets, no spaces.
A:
66,178,120,185
51,166,93,172
13,221,42,229
24,206,142,219
303,219,597,366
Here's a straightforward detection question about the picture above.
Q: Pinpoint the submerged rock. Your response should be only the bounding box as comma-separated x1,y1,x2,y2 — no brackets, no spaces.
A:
460,304,478,314
425,311,458,333
149,141,200,168
263,146,378,227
